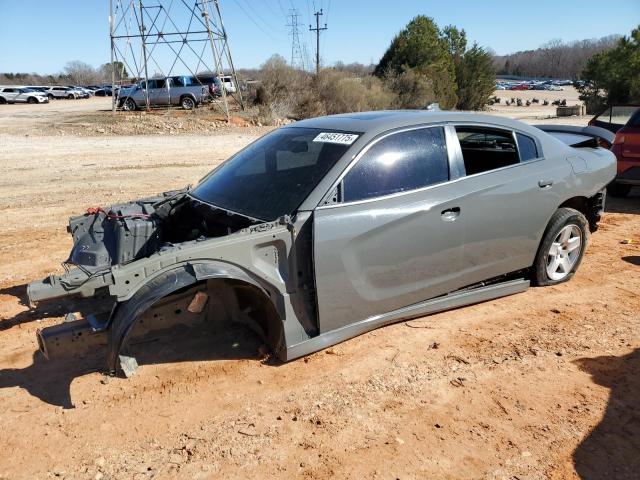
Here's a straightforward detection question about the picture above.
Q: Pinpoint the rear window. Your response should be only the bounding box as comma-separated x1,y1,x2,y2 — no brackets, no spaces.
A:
516,133,538,161
591,106,640,132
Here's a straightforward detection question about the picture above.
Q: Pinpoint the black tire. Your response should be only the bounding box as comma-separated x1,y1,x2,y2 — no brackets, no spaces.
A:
0,97,6,104
122,98,137,112
67,94,74,99
27,97,37,104
181,96,196,110
47,94,54,100
608,182,631,198
532,208,589,286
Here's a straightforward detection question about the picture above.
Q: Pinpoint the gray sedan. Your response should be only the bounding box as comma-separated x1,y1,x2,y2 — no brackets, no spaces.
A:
28,111,616,376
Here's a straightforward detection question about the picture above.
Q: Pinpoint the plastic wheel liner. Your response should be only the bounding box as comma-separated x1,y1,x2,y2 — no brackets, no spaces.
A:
106,262,276,375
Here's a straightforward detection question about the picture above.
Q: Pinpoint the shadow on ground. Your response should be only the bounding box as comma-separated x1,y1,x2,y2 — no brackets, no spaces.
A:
573,348,640,479
0,283,113,332
0,320,273,409
606,189,640,215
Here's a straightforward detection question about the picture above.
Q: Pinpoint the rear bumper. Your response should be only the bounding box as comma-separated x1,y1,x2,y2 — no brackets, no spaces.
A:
616,166,640,185
613,145,640,184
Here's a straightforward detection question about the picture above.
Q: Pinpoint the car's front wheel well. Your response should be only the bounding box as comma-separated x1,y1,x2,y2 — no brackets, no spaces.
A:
107,267,284,375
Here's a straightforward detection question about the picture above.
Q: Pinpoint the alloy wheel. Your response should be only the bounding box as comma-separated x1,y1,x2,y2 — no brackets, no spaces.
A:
546,224,582,281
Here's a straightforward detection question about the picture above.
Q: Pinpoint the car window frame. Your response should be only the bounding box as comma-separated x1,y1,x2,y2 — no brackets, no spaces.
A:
317,123,458,209
451,123,544,179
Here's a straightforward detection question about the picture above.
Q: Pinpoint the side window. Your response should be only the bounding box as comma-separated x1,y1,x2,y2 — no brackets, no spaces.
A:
456,127,519,176
343,127,449,202
516,133,538,161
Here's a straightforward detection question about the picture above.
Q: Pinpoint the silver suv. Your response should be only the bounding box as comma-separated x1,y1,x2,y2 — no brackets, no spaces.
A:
45,86,83,99
0,87,49,104
117,76,209,111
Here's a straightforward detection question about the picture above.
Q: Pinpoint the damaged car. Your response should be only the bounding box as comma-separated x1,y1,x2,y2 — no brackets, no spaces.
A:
27,111,616,376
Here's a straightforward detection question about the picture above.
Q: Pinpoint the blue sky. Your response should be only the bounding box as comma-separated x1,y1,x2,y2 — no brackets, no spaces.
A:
0,0,638,74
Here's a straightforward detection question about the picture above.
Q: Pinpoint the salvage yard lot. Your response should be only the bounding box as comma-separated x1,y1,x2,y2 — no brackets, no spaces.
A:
0,97,639,479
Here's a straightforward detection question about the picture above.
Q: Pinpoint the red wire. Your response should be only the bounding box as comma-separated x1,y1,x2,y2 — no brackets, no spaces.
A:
86,207,150,219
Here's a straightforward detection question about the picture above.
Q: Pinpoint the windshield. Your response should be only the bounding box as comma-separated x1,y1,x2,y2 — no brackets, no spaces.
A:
191,127,357,221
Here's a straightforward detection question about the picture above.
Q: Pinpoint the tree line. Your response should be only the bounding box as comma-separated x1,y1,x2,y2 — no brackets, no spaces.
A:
0,61,129,86
493,36,620,80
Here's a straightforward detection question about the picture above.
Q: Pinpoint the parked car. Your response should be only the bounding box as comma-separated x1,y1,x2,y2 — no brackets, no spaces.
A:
28,111,616,377
117,76,209,110
220,75,237,93
510,83,530,90
45,86,79,99
93,87,113,97
0,87,49,104
70,86,93,98
589,104,640,197
196,74,224,97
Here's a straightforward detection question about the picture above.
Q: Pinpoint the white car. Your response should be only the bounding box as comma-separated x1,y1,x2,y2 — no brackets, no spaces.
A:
0,87,49,104
220,75,237,93
45,86,81,99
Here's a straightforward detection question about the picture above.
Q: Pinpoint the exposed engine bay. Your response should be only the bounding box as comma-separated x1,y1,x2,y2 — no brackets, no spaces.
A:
27,188,265,304
67,188,261,271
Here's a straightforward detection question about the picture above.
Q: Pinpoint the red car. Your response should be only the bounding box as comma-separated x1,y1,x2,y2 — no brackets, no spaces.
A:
589,105,640,197
510,83,530,90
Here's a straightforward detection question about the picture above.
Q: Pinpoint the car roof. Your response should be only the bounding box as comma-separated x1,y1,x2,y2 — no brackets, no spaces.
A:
289,110,536,137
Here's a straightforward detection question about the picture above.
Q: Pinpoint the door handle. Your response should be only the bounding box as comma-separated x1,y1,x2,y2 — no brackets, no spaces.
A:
441,207,461,221
538,179,554,188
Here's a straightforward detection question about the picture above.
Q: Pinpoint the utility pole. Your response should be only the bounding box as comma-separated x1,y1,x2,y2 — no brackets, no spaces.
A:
309,9,327,75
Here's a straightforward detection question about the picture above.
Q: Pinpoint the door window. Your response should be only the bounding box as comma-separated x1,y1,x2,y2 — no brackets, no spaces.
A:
455,127,519,175
342,127,449,202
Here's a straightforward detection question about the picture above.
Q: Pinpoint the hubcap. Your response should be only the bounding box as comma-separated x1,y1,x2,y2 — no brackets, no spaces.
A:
546,224,582,281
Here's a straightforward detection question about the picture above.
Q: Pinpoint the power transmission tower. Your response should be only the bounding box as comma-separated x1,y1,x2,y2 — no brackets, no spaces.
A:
286,9,305,71
309,9,327,75
108,0,244,117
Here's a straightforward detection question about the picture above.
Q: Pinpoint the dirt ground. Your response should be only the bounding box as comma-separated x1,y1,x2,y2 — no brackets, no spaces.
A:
0,96,639,480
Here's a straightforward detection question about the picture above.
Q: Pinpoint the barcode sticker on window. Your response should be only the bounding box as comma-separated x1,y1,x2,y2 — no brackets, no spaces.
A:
313,132,359,145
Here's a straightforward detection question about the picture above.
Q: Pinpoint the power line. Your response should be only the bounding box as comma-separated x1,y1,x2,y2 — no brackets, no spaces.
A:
230,0,279,42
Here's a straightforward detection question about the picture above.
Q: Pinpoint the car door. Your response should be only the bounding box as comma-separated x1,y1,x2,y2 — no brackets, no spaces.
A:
3,88,18,102
153,78,170,105
15,89,28,103
451,125,563,286
313,126,468,334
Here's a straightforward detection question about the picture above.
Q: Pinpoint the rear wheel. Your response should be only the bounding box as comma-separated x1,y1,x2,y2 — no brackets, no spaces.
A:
608,182,631,198
181,96,196,110
27,97,37,104
67,94,74,99
0,97,6,104
47,94,54,100
122,98,137,111
532,208,588,286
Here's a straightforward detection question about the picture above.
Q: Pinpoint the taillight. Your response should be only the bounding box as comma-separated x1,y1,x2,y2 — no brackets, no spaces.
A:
614,133,626,145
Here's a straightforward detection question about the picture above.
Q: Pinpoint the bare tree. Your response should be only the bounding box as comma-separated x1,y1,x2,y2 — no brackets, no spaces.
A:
63,61,99,85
